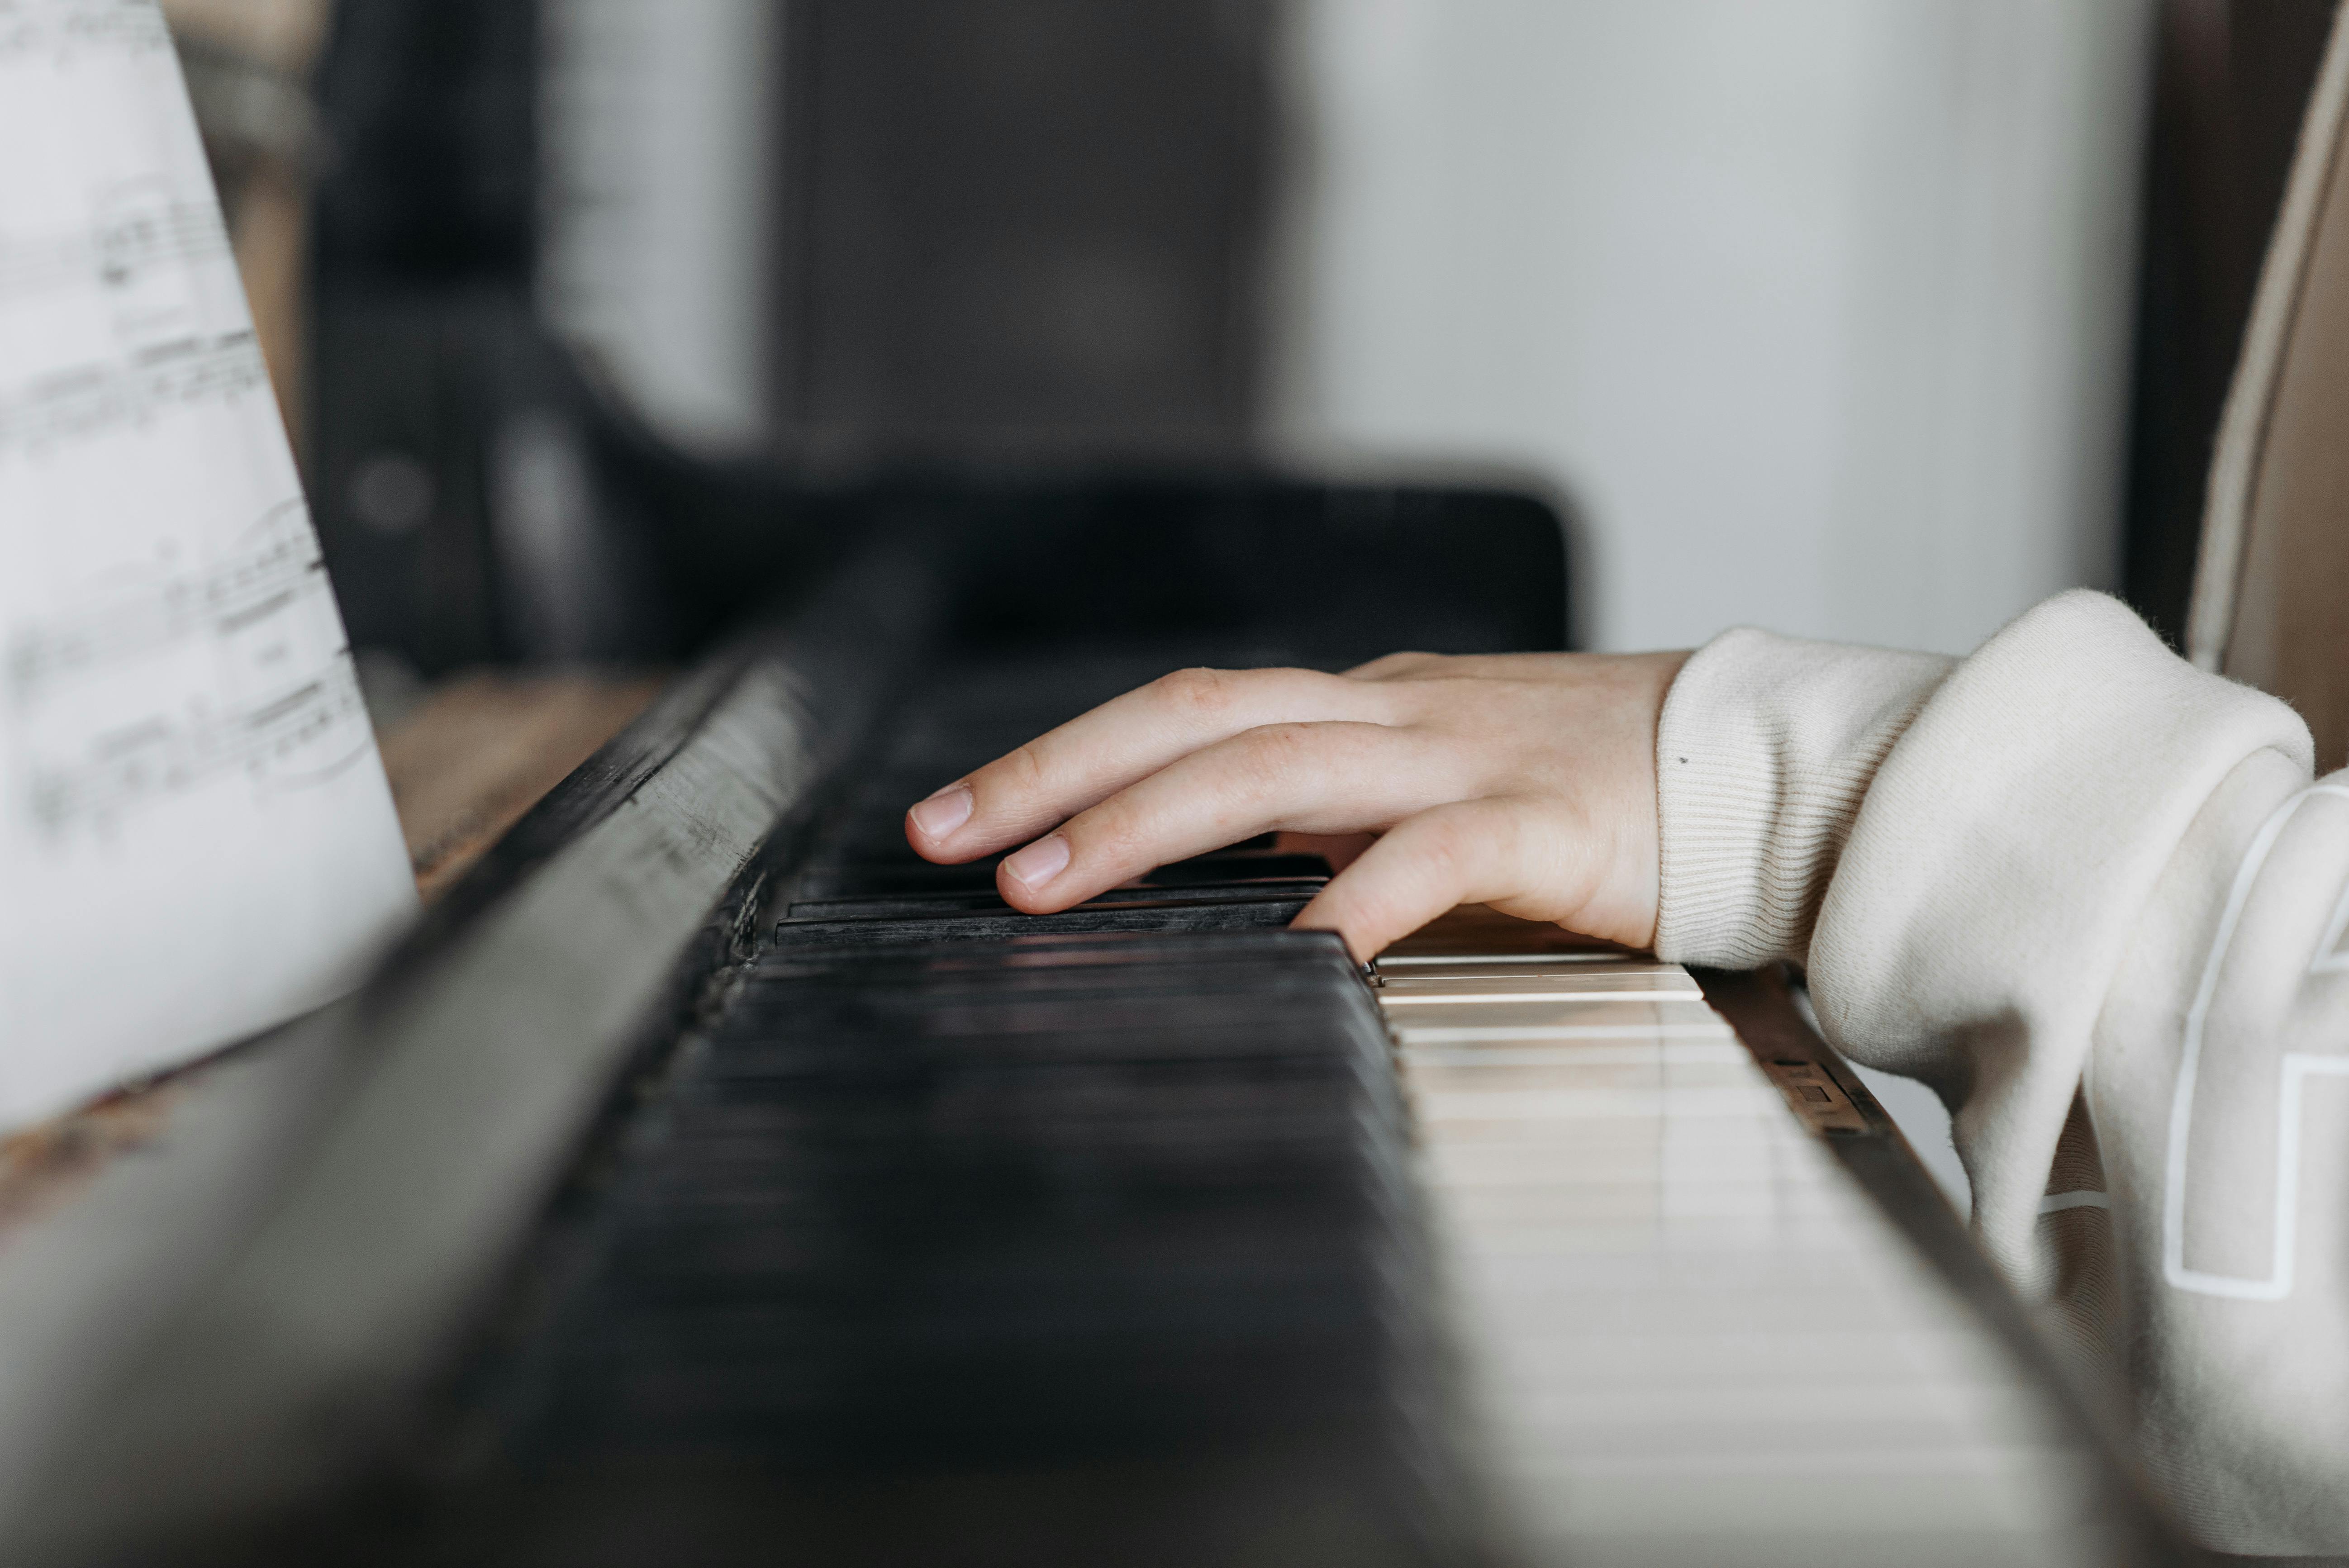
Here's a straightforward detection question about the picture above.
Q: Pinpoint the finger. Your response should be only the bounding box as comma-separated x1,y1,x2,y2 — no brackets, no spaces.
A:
993,720,1461,911
1341,650,1441,680
907,665,1392,861
1341,650,1558,682
1290,797,1606,963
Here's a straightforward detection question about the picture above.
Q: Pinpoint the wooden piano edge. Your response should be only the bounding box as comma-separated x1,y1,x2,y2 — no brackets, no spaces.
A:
1692,963,2206,1568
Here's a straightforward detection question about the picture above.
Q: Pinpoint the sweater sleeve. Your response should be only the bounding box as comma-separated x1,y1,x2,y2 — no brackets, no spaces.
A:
1653,627,1953,968
1657,590,2347,1555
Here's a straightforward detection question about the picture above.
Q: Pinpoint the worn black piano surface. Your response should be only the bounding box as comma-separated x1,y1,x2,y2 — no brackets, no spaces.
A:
396,647,1465,1566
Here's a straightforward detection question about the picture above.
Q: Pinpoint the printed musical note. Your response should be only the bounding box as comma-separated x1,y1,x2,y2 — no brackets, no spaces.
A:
0,0,170,65
0,190,230,307
8,501,323,699
24,658,371,835
0,333,269,460
8,499,375,838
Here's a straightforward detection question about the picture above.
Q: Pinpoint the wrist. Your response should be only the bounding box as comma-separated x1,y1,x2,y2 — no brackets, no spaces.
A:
1654,630,1952,967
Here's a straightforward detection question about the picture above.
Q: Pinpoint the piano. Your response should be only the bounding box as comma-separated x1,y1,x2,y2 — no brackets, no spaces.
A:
0,510,2190,1565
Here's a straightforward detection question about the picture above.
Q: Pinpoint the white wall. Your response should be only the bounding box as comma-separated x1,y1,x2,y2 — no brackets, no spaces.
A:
1271,0,2154,654
539,0,777,453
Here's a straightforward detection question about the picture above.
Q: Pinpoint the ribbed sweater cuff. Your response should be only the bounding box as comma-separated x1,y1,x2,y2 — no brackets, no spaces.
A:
1654,628,1954,968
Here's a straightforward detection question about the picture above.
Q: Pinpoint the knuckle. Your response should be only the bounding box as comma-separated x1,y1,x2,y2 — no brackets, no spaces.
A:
1418,819,1469,874
1073,802,1147,866
1353,651,1438,680
1247,719,1317,757
1155,665,1233,717
1409,678,1493,732
997,740,1050,797
1412,807,1494,880
1292,668,1362,707
1233,722,1317,796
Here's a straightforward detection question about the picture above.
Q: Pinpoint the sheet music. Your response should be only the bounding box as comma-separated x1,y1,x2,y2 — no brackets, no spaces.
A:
0,0,415,1124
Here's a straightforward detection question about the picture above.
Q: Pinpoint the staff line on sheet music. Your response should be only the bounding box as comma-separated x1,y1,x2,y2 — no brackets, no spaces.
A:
0,0,172,67
21,655,371,835
7,502,325,702
0,331,268,462
0,201,231,304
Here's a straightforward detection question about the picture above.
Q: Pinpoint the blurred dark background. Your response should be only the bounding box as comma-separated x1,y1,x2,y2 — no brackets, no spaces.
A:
772,0,1273,459
163,0,2344,680
275,0,1293,679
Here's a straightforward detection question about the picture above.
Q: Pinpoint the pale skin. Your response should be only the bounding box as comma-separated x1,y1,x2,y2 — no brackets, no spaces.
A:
903,650,1693,962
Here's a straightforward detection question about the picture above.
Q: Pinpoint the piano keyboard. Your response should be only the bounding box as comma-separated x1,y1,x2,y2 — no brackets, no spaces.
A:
1372,920,2126,1566
404,650,2157,1564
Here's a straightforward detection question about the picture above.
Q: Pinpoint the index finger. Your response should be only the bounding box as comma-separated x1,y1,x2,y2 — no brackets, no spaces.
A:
906,665,1396,862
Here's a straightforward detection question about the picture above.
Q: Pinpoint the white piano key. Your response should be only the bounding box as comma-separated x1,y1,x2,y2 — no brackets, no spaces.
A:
1403,1060,1771,1095
1424,1139,1816,1183
1400,1041,1750,1068
1520,1452,2097,1534
1395,1022,1739,1045
1375,952,1652,969
1409,1084,1793,1121
1371,926,2113,1567
1379,973,1705,998
1386,1003,1726,1036
1490,1377,2057,1434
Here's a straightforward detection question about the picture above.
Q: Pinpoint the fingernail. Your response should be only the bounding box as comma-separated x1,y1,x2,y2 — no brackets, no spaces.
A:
1002,834,1070,891
908,784,973,840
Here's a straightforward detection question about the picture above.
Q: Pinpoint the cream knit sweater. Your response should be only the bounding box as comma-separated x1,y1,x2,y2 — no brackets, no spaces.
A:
1655,589,2345,1557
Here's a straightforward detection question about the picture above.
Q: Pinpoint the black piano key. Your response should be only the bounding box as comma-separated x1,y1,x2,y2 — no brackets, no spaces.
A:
783,846,1317,906
796,851,1316,897
484,928,1413,1461
782,877,1328,923
394,652,1461,1566
773,899,1313,948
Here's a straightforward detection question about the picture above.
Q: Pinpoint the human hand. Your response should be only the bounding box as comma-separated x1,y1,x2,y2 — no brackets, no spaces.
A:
903,651,1691,961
